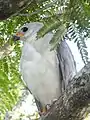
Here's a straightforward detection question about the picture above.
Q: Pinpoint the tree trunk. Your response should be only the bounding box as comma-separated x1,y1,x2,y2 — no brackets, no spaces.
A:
41,63,90,120
0,0,32,20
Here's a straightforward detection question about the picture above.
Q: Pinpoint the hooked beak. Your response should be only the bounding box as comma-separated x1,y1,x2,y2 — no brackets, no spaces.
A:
13,32,24,41
13,35,20,41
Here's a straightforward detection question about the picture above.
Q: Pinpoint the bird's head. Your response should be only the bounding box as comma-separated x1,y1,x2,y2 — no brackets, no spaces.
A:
13,22,43,42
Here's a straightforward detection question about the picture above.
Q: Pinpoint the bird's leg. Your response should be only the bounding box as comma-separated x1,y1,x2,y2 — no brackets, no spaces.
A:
39,100,58,116
39,106,47,116
39,104,51,116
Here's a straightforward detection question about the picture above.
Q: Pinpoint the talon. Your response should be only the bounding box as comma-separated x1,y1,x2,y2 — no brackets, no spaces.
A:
52,99,57,103
46,104,51,110
38,104,53,116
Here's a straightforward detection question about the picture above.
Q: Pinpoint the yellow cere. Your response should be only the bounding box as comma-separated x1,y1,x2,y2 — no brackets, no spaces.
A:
16,32,24,37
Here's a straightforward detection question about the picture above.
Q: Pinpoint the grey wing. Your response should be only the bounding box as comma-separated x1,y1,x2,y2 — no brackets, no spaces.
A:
57,40,77,92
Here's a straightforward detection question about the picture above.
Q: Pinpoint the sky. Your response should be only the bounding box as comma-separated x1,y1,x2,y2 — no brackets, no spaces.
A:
67,40,84,72
10,39,90,120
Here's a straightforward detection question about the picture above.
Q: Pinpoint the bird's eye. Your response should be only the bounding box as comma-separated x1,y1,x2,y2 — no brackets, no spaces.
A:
21,27,28,32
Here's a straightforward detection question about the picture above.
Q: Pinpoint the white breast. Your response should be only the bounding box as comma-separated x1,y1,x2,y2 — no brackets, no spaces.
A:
20,34,61,106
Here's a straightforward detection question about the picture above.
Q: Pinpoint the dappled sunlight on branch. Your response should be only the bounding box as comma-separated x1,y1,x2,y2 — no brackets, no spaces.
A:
84,114,90,120
0,42,15,59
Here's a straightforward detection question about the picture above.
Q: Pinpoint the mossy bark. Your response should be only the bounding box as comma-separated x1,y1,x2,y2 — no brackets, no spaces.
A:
42,63,90,120
0,0,31,20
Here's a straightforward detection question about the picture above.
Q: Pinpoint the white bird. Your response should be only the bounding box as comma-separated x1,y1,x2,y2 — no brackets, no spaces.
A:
13,22,76,115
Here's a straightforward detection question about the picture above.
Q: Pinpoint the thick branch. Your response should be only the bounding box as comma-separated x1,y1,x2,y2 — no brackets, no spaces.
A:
42,63,90,120
0,0,32,20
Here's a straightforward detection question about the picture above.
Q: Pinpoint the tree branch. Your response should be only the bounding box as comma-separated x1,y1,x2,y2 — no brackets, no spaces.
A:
0,42,15,59
42,63,90,120
0,0,33,20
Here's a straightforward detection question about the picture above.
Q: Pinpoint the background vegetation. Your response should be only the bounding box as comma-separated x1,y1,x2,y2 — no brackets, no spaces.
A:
0,0,90,119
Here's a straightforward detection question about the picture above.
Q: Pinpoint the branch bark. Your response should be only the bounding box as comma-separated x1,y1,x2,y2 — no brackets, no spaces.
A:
41,63,90,120
0,0,32,20
0,42,15,59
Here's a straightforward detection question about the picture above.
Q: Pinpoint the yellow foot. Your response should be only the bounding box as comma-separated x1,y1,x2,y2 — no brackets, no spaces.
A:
39,104,51,116
39,106,48,116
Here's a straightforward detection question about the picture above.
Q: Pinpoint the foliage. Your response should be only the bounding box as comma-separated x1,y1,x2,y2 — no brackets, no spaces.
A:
0,21,23,119
0,0,90,119
17,0,90,63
